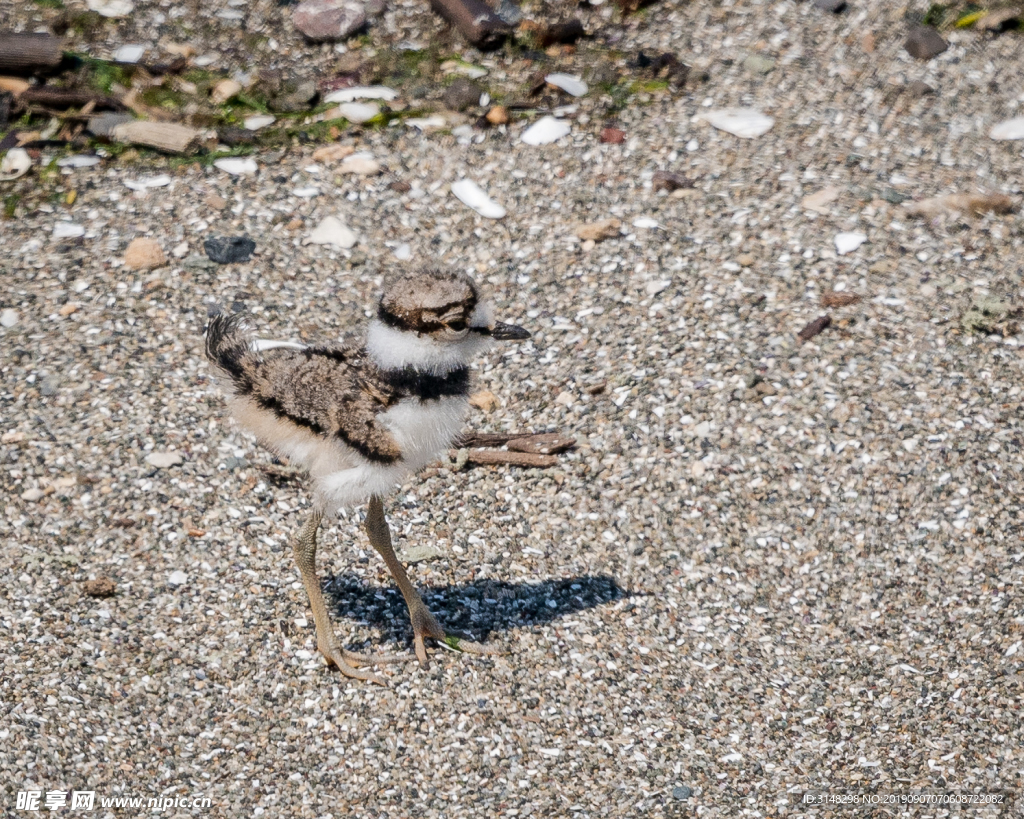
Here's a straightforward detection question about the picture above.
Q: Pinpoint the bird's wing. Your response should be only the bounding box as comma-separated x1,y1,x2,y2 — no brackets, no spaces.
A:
241,344,404,465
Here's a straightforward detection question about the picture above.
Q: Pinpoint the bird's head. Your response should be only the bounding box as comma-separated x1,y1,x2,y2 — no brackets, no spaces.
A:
366,268,530,374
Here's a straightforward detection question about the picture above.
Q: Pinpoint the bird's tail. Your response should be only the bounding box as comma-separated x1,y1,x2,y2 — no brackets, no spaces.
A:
205,312,258,388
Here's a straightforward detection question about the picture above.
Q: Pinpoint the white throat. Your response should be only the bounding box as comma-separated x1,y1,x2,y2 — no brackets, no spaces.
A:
365,320,493,375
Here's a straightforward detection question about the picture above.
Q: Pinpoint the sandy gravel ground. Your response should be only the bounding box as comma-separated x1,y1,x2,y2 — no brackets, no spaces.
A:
2,0,1024,816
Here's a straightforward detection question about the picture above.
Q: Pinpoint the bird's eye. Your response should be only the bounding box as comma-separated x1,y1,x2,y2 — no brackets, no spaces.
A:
448,320,467,332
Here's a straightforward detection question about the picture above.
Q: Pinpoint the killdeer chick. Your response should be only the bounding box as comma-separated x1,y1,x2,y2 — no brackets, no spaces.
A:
205,268,530,683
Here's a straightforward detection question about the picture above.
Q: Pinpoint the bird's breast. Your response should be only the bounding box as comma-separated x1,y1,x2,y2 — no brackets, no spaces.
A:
381,395,468,470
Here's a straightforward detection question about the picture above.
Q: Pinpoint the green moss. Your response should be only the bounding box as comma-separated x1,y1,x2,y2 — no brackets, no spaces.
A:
922,3,949,26
3,194,20,219
33,0,65,8
60,10,107,35
630,79,671,93
139,86,187,110
77,56,134,94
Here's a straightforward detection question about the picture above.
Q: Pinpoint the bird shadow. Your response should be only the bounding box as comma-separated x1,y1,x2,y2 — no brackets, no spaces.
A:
323,573,629,646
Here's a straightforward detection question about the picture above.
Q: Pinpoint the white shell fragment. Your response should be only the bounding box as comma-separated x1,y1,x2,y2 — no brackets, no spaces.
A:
545,73,588,97
124,174,171,191
307,216,357,248
57,155,102,168
147,450,183,468
701,108,775,139
167,570,188,586
338,153,381,175
86,0,134,16
336,102,380,124
521,116,571,145
633,217,660,229
451,179,506,219
989,117,1024,141
243,114,276,131
406,115,448,131
835,231,867,255
323,85,398,103
292,186,320,197
393,243,412,261
0,148,31,181
113,44,146,63
53,222,85,239
214,157,258,175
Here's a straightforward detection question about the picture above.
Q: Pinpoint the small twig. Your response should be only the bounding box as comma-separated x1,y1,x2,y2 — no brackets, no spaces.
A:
18,87,126,112
458,448,559,468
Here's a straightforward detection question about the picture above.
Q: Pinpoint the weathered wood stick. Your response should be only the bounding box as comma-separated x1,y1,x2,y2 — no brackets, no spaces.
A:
454,431,519,448
461,448,559,468
110,120,204,154
428,0,511,50
0,33,64,75
19,87,125,111
507,433,576,455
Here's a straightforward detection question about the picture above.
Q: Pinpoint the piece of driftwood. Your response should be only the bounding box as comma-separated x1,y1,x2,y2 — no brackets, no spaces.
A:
0,33,64,75
454,431,519,448
797,315,832,342
462,448,558,468
429,0,511,49
110,120,204,154
820,292,862,308
18,87,126,111
507,433,575,456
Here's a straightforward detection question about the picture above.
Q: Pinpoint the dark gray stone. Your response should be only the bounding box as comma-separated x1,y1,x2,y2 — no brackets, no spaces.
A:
673,786,693,800
905,25,948,60
442,78,484,112
204,236,256,264
813,0,847,12
907,79,936,98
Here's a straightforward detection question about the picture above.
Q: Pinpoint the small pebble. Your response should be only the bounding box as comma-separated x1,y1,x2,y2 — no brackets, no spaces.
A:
485,106,509,126
905,25,948,60
83,577,117,598
204,236,256,264
211,79,242,104
442,79,484,112
600,126,626,144
293,0,366,41
167,570,188,587
124,237,167,270
339,154,382,175
0,309,18,328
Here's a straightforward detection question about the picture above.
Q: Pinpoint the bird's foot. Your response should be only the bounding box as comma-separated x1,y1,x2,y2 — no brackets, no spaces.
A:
409,605,502,665
319,639,411,685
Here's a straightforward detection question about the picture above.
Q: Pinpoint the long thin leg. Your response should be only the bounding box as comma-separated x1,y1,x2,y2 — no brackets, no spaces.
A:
292,508,410,683
364,495,500,664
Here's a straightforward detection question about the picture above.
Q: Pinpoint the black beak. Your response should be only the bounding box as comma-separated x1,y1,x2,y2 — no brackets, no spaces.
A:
490,321,531,341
